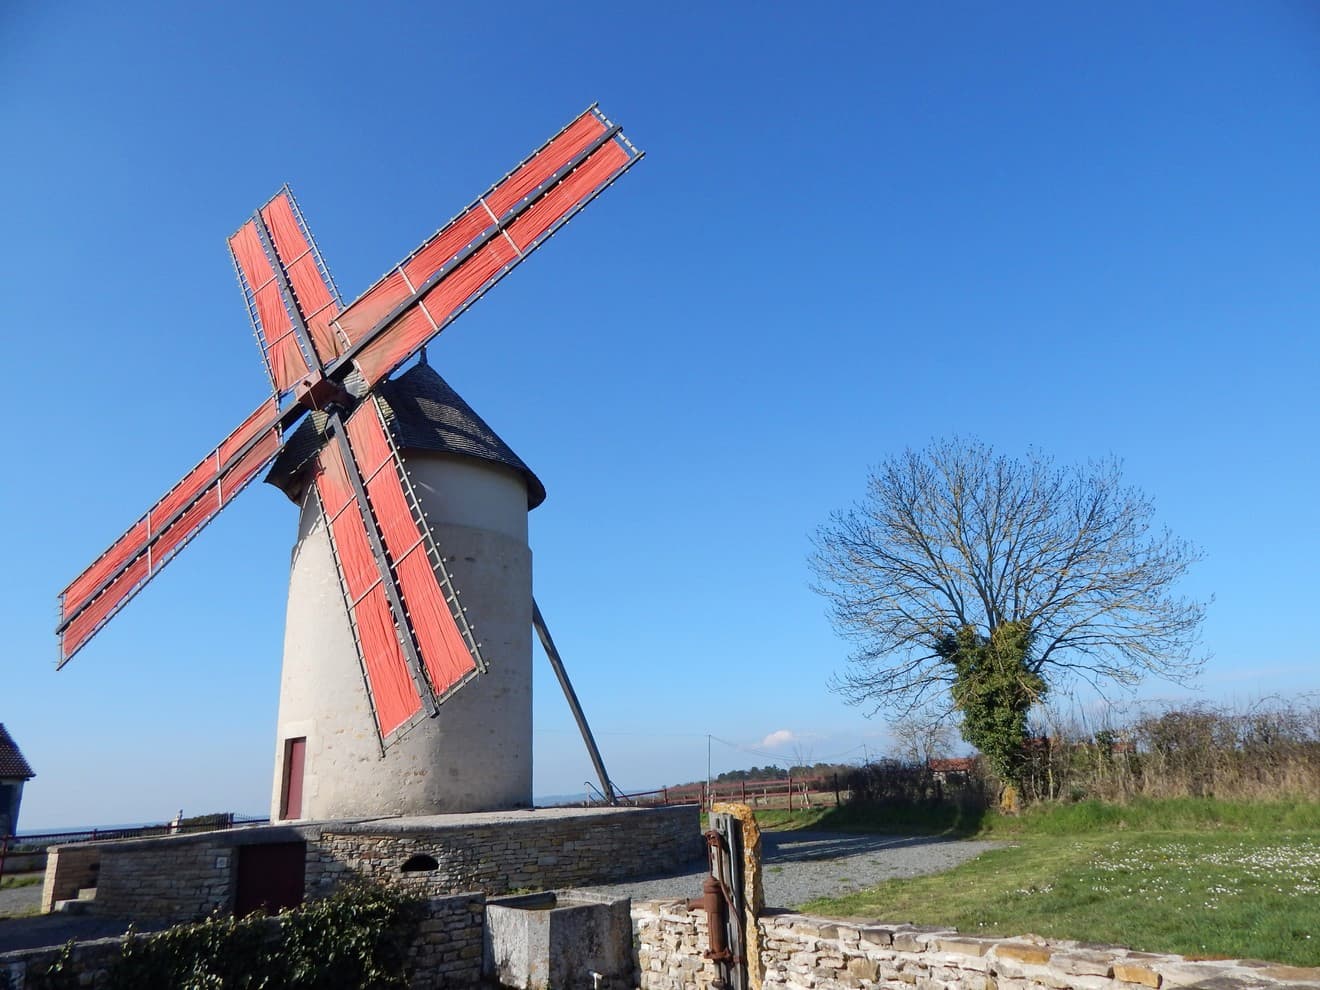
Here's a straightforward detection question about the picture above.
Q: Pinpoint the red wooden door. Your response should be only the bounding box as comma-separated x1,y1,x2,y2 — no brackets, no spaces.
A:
233,841,305,916
280,737,306,821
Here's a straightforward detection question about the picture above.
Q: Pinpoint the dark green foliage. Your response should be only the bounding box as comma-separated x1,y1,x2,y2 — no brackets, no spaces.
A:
940,621,1044,786
28,941,78,990
714,762,855,783
29,884,420,990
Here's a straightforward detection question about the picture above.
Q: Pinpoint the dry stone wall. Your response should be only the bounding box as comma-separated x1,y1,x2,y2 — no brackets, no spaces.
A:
90,833,239,921
40,843,100,911
49,806,699,925
633,901,1320,990
307,806,699,900
0,893,484,990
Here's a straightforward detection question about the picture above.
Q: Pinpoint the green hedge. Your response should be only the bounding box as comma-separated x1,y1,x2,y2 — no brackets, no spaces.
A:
35,884,419,990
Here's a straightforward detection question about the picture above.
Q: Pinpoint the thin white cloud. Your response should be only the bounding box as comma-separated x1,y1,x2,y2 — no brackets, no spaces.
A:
760,729,796,749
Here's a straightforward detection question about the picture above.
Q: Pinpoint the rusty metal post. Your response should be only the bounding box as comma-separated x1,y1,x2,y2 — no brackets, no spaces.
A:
788,777,793,812
687,875,729,960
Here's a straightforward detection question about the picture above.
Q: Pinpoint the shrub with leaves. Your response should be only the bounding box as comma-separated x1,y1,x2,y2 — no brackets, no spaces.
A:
46,883,424,990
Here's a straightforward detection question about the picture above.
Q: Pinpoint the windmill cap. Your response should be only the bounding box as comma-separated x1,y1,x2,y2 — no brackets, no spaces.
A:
0,724,34,779
265,362,546,509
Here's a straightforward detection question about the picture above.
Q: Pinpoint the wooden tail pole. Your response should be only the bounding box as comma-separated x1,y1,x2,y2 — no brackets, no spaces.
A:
532,599,617,805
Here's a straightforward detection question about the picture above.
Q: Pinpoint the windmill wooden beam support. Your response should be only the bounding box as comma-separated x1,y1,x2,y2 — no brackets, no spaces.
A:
533,600,617,806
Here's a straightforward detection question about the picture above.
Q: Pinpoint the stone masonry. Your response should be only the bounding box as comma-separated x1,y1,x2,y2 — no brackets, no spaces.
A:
632,900,1320,990
44,805,700,925
2,893,485,990
307,806,699,900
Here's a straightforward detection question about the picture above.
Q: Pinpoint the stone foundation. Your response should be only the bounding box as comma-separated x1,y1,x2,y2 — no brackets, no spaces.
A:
44,805,700,925
40,842,100,912
2,892,485,990
631,900,1320,990
307,806,699,900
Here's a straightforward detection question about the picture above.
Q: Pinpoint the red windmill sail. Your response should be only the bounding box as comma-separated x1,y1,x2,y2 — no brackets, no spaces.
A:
55,105,642,744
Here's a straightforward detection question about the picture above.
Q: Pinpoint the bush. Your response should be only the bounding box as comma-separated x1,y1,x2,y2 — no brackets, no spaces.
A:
33,883,420,990
1013,698,1320,805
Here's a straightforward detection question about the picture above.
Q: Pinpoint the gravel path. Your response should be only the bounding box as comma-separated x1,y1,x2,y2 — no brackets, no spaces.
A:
0,881,42,918
580,830,1002,909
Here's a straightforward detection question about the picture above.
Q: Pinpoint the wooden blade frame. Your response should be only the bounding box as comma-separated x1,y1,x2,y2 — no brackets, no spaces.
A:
56,399,284,666
328,105,643,389
312,396,484,745
229,188,345,396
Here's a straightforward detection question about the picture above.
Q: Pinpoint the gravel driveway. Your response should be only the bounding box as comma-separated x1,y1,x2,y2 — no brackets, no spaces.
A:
580,830,1002,909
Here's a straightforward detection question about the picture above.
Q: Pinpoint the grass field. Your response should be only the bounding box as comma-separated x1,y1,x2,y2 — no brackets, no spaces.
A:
779,799,1320,967
0,873,42,891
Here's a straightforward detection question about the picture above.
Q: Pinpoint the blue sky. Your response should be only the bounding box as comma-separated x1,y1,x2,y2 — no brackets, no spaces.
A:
3,2,1318,828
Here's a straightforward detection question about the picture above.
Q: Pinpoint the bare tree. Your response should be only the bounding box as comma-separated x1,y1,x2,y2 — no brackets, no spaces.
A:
888,707,958,765
810,438,1207,720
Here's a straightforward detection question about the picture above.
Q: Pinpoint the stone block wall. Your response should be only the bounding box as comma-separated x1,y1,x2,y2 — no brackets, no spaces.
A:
54,806,699,925
1,893,484,990
1,934,124,989
90,833,241,921
307,806,700,900
41,842,101,912
632,901,1320,990
405,892,487,989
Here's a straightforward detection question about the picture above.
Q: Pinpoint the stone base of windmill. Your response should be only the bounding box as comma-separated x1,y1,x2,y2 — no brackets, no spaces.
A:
41,805,702,926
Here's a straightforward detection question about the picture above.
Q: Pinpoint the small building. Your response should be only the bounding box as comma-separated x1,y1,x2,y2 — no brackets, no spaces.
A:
0,724,35,837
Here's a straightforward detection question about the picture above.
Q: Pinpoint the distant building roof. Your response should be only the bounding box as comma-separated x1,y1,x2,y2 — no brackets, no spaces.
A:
927,757,976,774
265,362,545,509
0,725,34,779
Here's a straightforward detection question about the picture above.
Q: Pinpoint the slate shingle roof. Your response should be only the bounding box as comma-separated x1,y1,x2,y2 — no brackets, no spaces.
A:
0,724,34,779
265,363,545,509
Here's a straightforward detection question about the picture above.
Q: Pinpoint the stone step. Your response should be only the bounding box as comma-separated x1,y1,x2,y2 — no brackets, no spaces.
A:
52,897,92,915
77,887,98,900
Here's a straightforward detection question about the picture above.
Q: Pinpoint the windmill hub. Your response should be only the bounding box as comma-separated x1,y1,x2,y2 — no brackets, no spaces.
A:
293,372,353,414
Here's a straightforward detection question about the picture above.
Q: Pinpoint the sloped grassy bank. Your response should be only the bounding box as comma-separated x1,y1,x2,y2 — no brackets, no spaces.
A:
785,799,1320,966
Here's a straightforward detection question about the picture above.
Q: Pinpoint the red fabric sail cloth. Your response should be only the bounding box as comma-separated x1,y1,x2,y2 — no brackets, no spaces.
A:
343,400,479,700
260,191,343,366
58,398,282,665
314,436,421,738
229,221,311,395
349,135,632,387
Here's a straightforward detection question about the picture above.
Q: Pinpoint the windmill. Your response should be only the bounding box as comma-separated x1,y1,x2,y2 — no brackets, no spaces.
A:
55,106,640,819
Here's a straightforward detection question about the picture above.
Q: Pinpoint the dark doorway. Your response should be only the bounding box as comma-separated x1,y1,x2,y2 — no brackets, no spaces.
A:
280,737,306,821
233,841,306,916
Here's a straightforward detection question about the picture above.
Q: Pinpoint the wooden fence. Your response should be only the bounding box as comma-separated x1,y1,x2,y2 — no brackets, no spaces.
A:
615,775,847,811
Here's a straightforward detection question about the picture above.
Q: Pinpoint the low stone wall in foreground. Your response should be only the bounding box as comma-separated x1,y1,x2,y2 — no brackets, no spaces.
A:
633,900,1320,990
1,892,484,990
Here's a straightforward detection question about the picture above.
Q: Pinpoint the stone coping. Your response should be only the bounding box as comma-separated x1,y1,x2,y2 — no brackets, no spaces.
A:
49,804,688,852
331,804,689,834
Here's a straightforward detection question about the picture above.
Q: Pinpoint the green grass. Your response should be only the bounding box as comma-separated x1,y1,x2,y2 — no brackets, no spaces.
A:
0,873,41,890
753,802,987,836
979,797,1320,836
797,800,1320,967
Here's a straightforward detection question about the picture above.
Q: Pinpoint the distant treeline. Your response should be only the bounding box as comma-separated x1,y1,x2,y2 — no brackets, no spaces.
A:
844,698,1320,810
1014,698,1320,804
713,762,855,783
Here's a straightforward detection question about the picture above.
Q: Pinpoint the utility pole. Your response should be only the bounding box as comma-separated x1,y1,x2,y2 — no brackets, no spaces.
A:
706,733,712,811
